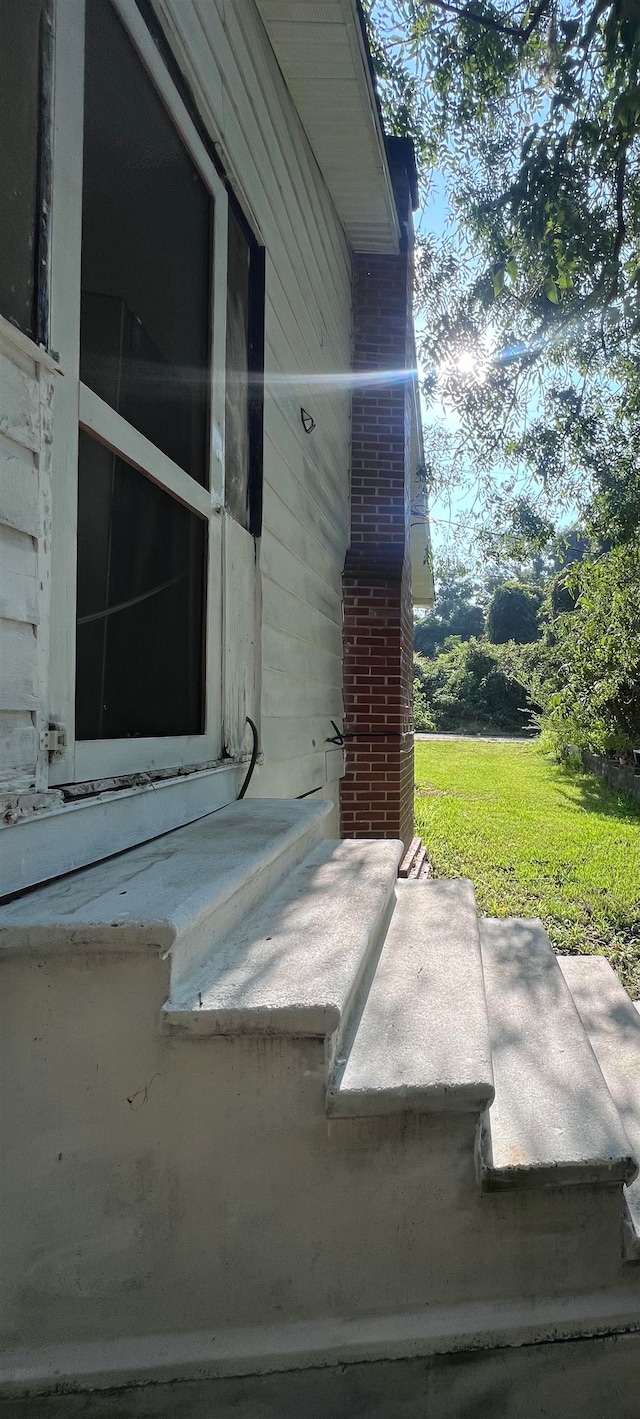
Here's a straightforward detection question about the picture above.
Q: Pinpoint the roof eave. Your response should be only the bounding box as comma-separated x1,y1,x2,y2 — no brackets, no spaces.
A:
255,0,400,254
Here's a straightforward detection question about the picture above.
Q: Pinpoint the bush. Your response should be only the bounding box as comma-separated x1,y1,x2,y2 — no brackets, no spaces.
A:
413,663,437,731
534,540,640,756
413,640,532,734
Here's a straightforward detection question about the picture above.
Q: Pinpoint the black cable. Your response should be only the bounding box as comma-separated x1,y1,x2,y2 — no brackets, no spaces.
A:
326,720,345,746
238,716,259,799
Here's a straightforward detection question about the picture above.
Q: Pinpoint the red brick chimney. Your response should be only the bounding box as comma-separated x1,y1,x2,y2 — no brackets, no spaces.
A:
340,139,418,849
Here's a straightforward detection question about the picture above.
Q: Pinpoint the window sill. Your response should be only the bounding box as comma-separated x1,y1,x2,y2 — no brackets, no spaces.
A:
0,762,240,899
0,312,63,374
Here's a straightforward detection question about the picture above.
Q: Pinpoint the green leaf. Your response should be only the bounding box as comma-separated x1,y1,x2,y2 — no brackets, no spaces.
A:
543,278,559,304
493,269,505,297
506,259,518,282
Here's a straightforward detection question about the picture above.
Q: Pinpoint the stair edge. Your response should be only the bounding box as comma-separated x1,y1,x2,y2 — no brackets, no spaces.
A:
558,953,640,1256
480,918,637,1191
328,878,494,1119
162,838,403,1042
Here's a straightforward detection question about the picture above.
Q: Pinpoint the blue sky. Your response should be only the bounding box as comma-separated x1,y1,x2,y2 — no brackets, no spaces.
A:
413,173,575,574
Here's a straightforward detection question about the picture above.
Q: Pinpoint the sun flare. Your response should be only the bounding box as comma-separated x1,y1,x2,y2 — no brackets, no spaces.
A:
455,350,478,376
439,339,493,387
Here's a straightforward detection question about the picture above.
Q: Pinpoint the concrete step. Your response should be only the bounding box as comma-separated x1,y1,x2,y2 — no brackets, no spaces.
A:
479,918,637,1190
0,799,332,991
162,837,403,1048
327,879,494,1117
558,955,640,1259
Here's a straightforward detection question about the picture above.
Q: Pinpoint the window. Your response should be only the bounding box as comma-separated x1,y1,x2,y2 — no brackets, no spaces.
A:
80,0,211,485
0,0,49,339
75,0,211,743
47,0,264,786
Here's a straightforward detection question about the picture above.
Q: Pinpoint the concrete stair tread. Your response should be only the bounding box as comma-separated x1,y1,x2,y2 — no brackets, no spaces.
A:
0,800,331,988
558,954,640,1256
163,837,403,1038
327,879,494,1117
479,918,636,1189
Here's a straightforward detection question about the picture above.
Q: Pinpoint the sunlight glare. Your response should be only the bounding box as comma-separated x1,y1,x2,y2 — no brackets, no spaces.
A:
455,350,478,377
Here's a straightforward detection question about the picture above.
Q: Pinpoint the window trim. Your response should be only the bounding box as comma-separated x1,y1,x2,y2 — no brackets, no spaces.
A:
78,386,213,520
48,0,234,787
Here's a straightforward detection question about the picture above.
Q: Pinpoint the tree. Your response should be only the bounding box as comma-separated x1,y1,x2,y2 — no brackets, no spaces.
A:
366,0,640,554
486,581,543,644
414,560,485,655
367,1,640,753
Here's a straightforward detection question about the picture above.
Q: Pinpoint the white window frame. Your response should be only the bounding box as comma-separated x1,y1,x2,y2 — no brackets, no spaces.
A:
48,0,232,787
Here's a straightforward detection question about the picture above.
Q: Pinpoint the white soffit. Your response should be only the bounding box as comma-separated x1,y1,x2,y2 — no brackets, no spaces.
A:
255,0,400,253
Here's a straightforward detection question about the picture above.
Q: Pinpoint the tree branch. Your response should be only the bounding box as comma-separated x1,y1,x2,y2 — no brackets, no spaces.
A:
612,146,627,274
423,0,552,42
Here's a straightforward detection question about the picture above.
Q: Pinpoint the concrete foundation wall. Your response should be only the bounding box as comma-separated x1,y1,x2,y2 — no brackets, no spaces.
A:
3,942,640,1392
4,1331,640,1419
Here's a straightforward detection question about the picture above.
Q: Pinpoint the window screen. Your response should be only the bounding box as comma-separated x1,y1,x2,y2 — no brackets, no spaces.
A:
80,0,211,484
0,0,46,338
76,432,205,740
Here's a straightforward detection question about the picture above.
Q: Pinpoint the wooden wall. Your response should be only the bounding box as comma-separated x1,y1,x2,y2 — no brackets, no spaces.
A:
0,323,61,821
158,0,352,802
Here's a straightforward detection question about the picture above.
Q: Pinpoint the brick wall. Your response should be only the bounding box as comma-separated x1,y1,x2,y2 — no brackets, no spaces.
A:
340,145,416,849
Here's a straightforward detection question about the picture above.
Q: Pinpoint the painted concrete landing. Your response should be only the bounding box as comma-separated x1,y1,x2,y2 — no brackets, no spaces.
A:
0,800,330,988
327,879,494,1116
559,954,640,1257
163,837,402,1038
479,918,636,1189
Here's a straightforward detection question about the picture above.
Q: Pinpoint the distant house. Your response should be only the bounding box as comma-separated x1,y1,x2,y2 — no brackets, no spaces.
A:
2,4,640,1416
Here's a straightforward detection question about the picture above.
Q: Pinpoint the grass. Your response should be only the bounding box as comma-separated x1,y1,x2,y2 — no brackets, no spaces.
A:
414,738,640,998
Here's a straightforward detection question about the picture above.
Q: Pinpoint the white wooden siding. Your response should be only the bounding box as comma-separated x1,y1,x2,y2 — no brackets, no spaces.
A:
0,324,58,811
159,0,353,802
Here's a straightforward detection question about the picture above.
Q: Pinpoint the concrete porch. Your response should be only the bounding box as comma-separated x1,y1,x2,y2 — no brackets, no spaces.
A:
2,799,640,1415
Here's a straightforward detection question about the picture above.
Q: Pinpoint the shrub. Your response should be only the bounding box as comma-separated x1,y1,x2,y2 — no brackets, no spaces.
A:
413,662,437,731
537,540,640,756
413,640,531,734
499,537,640,756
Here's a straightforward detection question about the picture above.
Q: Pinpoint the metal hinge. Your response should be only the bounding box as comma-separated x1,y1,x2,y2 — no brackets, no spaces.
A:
40,724,67,759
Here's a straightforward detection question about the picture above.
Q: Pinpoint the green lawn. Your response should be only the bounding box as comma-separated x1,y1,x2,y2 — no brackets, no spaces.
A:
414,739,640,997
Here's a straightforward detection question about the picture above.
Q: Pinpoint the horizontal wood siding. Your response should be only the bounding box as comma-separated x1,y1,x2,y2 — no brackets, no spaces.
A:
160,0,352,802
0,332,55,808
